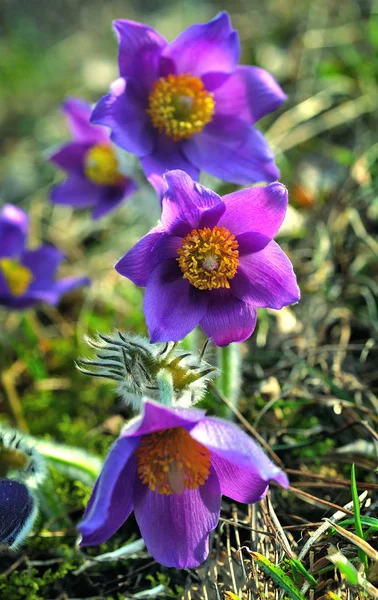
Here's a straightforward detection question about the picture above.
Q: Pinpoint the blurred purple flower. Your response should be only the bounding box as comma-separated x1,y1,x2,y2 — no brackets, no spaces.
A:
49,98,137,219
115,170,300,346
0,479,38,549
79,399,288,568
0,204,90,309
91,12,286,196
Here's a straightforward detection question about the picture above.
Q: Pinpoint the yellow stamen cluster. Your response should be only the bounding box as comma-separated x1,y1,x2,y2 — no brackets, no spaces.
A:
147,74,215,141
0,258,33,297
177,226,239,290
84,144,122,186
135,427,211,495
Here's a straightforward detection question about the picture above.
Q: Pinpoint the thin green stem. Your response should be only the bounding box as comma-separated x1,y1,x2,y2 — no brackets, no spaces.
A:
217,343,241,416
156,368,175,406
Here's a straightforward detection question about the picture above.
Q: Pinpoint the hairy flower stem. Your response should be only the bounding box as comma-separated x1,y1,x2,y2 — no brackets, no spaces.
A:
217,344,241,417
156,369,176,406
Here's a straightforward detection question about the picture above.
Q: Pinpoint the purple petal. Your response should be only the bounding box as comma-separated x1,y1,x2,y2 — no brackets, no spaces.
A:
79,436,139,546
91,179,138,219
231,240,300,309
162,12,240,80
214,66,286,124
219,182,288,238
50,175,102,208
133,467,221,568
182,117,279,185
140,137,199,199
122,399,206,439
45,276,90,302
115,232,181,287
49,141,93,173
236,232,272,256
22,246,63,284
62,97,107,143
191,417,289,502
0,479,36,548
0,204,28,258
113,20,167,90
144,260,208,343
0,275,89,310
200,291,257,346
160,169,224,236
91,79,154,157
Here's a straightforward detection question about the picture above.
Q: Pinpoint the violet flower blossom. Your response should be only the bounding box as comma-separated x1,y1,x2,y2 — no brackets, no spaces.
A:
0,204,89,309
49,98,137,219
0,479,38,550
115,170,300,346
79,399,288,568
91,12,286,196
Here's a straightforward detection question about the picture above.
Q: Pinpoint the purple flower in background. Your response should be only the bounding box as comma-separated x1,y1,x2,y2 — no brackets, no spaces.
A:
49,98,137,219
115,170,300,346
0,479,38,550
91,12,286,196
79,399,288,568
0,204,89,309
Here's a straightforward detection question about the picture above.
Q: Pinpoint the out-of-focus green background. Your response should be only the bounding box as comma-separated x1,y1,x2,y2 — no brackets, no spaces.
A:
1,1,378,598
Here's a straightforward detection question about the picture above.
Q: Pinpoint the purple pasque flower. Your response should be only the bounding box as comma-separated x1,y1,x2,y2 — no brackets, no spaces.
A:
79,399,288,568
0,204,89,309
49,97,137,219
91,12,286,196
115,170,300,346
0,479,38,549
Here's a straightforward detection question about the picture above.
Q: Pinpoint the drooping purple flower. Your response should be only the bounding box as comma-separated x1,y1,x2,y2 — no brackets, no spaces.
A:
91,12,286,196
49,97,138,219
79,399,288,568
0,479,38,549
0,204,89,310
115,170,300,346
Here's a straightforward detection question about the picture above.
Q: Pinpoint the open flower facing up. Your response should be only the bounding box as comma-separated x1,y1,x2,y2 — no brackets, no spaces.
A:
49,98,137,219
115,170,300,346
79,400,288,568
91,12,286,196
0,204,89,309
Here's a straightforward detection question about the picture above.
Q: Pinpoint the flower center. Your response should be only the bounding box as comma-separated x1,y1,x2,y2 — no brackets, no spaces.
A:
147,74,215,141
84,144,122,186
177,226,239,290
0,258,33,297
134,426,211,495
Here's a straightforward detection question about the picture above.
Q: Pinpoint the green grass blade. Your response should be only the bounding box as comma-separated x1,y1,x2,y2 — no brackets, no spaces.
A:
351,464,369,572
290,558,317,586
250,552,306,600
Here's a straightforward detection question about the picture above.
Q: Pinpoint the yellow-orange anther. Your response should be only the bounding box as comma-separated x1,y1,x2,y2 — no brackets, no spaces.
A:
84,144,122,186
177,226,239,290
147,74,215,141
135,427,211,495
0,258,33,297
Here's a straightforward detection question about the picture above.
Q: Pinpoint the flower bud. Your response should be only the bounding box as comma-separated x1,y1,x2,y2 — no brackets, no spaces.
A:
77,331,218,410
0,428,46,486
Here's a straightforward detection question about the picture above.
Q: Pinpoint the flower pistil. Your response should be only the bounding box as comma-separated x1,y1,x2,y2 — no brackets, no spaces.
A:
0,259,33,297
147,74,215,141
135,427,211,495
84,144,122,186
177,226,239,290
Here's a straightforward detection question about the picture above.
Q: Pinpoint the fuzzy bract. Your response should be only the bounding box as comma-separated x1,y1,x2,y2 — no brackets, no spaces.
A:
115,170,300,346
0,204,89,309
77,331,218,409
90,12,286,196
49,97,137,219
79,399,288,568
